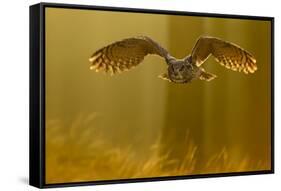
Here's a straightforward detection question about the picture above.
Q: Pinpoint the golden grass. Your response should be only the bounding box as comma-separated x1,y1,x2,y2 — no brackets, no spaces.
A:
46,114,270,184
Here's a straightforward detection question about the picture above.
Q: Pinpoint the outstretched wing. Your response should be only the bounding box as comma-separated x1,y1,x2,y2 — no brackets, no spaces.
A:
191,36,257,74
89,36,170,75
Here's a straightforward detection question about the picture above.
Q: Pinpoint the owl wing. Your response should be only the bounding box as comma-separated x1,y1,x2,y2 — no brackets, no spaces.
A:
89,36,170,75
191,36,257,74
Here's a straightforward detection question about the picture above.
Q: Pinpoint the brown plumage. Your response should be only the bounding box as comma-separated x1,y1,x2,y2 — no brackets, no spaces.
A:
89,36,257,84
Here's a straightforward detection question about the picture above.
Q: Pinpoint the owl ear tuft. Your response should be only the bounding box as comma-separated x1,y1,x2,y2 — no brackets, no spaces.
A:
158,73,171,82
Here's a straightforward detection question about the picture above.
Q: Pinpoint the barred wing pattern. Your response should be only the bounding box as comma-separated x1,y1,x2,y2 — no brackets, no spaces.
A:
191,37,257,74
89,36,169,75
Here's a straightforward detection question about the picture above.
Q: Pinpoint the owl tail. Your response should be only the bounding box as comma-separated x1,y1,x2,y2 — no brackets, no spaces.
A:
199,69,217,82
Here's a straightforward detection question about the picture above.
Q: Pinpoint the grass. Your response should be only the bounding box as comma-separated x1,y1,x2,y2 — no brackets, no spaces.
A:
46,113,270,184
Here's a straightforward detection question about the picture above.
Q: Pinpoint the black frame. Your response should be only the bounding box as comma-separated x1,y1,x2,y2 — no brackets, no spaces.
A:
29,2,275,188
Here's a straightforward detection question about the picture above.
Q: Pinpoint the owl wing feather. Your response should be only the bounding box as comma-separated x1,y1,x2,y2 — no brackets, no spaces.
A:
89,36,170,75
191,36,257,74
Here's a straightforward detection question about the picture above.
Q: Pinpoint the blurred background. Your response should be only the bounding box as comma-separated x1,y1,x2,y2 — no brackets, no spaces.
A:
45,7,271,184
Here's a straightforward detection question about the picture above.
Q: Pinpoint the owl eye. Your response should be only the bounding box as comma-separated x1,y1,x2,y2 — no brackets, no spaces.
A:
179,65,185,71
170,65,176,71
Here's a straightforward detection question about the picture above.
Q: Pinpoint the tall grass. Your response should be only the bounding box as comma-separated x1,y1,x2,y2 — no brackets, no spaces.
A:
46,113,270,184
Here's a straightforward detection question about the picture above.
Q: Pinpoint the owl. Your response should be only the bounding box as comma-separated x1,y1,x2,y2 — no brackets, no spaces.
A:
89,36,257,84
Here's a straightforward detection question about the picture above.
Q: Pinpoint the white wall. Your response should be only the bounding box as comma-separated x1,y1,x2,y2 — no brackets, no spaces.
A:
0,0,279,190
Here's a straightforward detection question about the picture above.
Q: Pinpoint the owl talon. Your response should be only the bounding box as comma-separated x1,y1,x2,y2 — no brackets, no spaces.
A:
158,73,171,82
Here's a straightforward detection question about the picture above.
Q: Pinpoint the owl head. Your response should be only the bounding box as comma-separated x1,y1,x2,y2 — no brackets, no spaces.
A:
168,61,195,83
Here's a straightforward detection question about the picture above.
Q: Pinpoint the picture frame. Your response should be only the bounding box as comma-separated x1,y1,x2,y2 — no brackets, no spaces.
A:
30,2,274,188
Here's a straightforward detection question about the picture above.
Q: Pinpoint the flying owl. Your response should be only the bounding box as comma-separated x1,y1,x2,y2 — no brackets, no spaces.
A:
89,36,257,83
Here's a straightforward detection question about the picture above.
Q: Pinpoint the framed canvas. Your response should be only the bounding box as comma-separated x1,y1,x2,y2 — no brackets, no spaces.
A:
29,2,274,188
